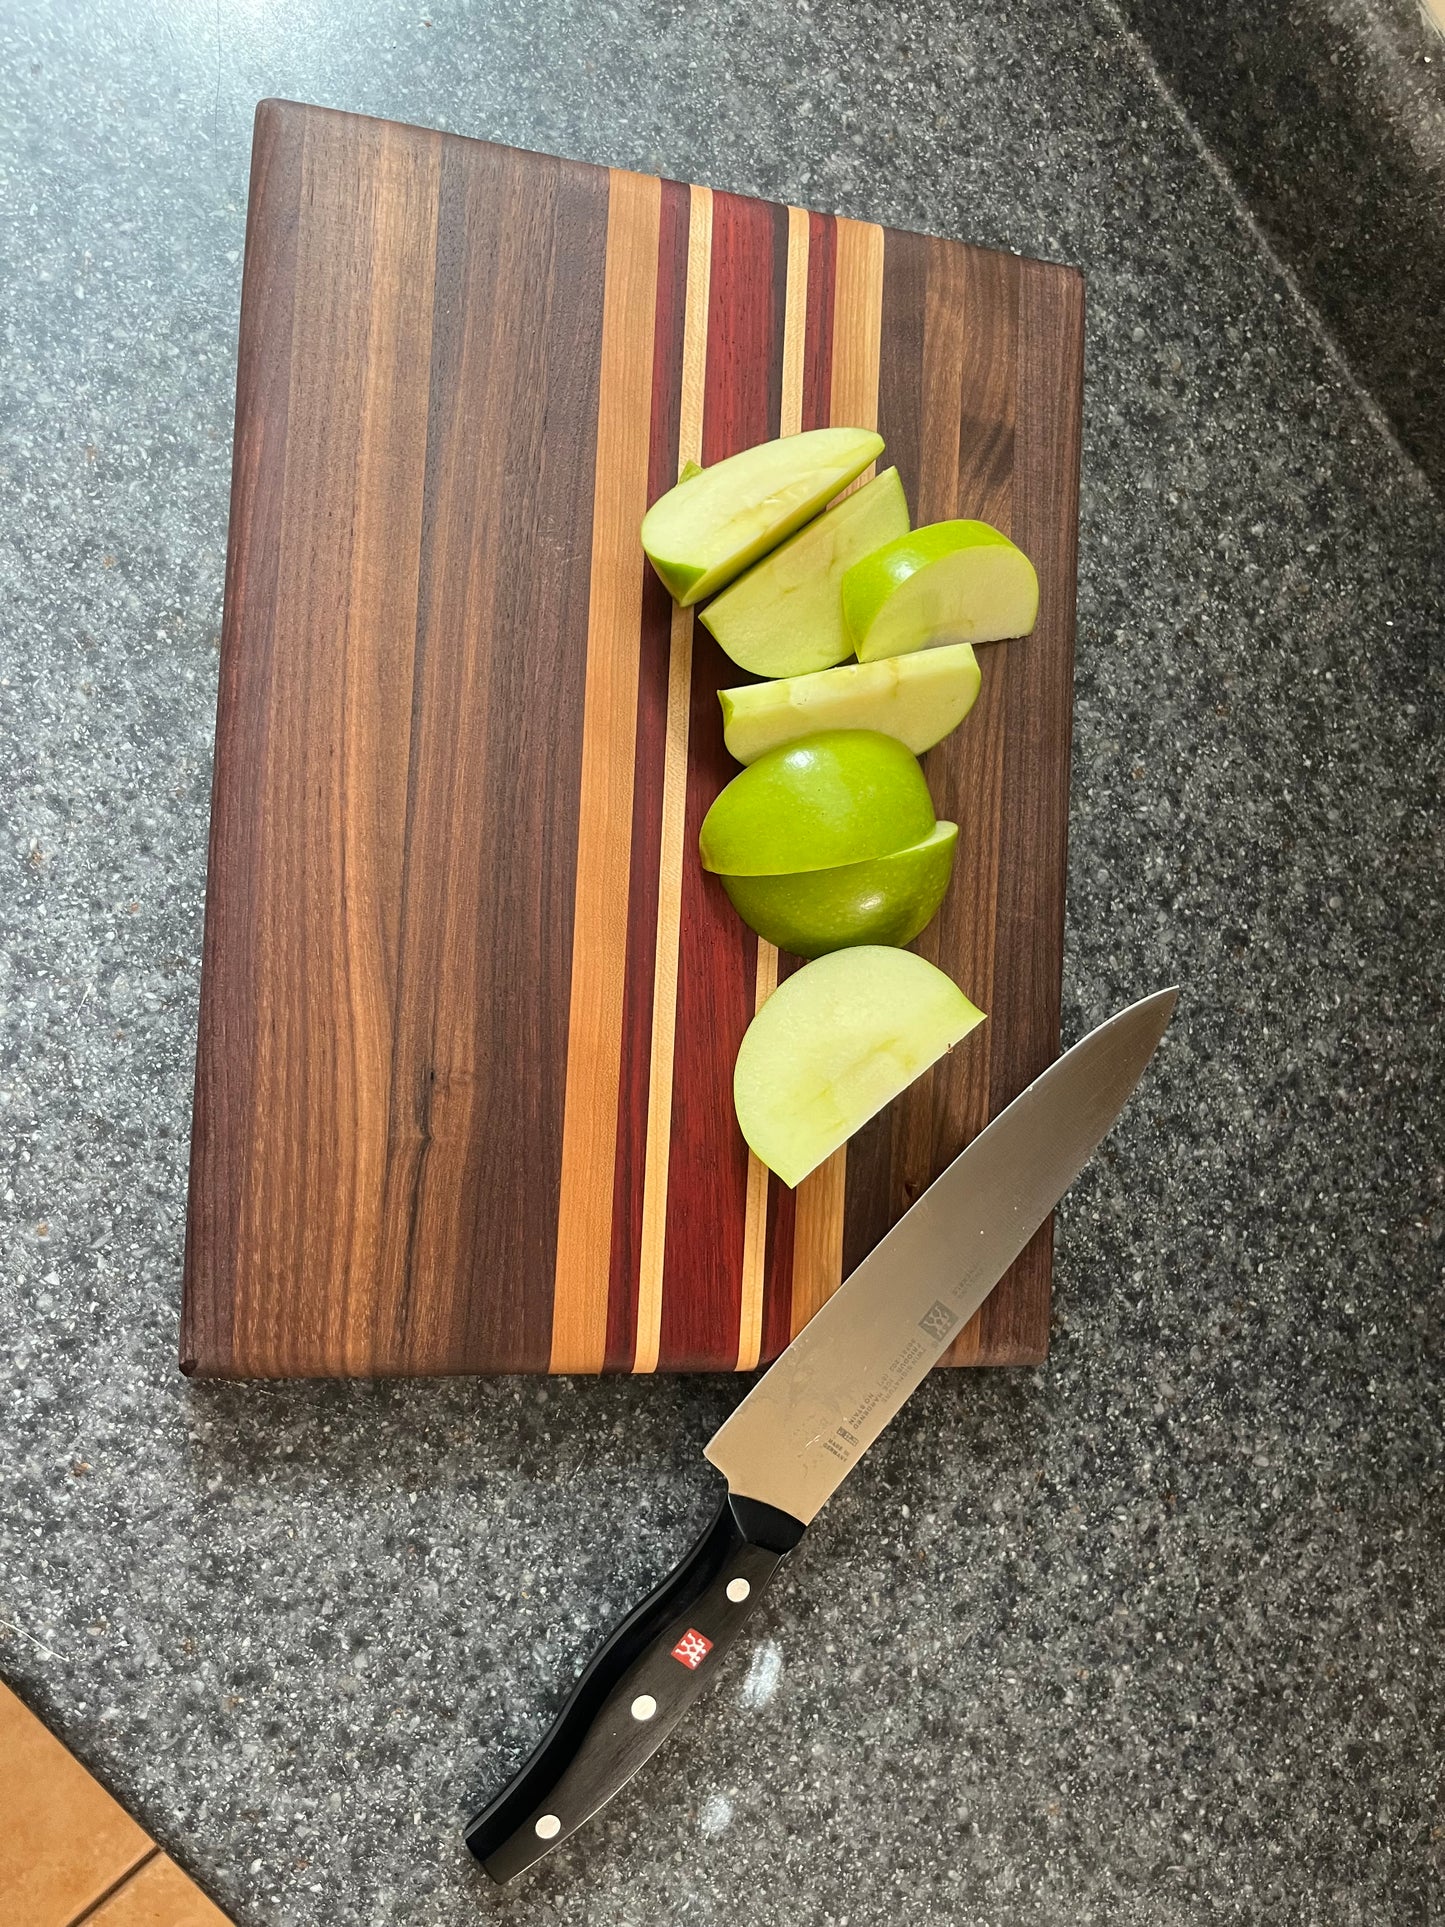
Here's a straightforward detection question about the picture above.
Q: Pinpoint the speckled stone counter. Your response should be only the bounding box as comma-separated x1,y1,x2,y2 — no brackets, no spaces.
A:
2,3,1442,1924
1116,0,1445,495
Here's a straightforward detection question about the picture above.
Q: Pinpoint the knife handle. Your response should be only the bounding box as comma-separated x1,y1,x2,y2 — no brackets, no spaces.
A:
465,1490,805,1882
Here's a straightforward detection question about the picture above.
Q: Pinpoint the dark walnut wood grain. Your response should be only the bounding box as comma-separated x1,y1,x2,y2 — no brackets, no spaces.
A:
182,99,1084,1377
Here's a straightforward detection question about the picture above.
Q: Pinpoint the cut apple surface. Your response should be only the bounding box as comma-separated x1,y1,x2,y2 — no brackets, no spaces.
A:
699,467,909,676
842,520,1038,662
720,642,981,765
699,729,936,877
642,427,885,607
734,946,985,1187
722,821,957,958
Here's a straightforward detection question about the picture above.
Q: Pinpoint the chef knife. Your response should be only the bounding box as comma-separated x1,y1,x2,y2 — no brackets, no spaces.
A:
466,986,1176,1881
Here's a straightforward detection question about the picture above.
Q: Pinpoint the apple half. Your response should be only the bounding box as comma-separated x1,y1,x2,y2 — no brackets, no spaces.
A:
699,467,909,676
842,520,1038,662
699,729,936,877
642,427,885,607
720,641,981,766
734,946,986,1187
722,821,957,958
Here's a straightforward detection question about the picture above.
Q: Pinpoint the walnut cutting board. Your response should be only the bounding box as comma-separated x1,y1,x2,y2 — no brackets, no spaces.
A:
181,99,1082,1378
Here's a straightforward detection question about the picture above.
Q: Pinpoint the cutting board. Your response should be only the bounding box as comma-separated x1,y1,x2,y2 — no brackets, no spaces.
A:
181,100,1082,1377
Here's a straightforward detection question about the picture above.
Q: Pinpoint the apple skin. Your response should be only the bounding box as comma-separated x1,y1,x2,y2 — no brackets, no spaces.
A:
722,821,957,958
734,945,986,1187
698,729,936,877
720,642,981,766
699,467,909,678
642,427,884,606
841,519,1038,662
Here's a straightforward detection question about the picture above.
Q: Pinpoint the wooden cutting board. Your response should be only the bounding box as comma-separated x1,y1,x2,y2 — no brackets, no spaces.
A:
181,100,1082,1378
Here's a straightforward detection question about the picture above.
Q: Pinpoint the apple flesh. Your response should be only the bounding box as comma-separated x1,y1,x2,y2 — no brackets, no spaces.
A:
734,946,985,1187
842,520,1038,662
722,821,957,958
642,427,885,607
699,729,936,877
699,467,909,677
720,641,981,766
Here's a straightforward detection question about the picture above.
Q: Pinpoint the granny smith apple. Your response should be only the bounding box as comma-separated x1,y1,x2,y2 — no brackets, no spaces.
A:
698,729,935,877
842,520,1038,662
719,641,981,766
722,821,957,958
734,945,985,1187
642,427,885,607
699,467,909,676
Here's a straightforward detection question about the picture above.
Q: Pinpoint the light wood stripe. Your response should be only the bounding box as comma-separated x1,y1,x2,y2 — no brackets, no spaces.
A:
829,215,886,493
789,1146,849,1336
734,203,811,1373
787,212,886,1340
780,206,810,436
634,181,712,1374
549,170,661,1373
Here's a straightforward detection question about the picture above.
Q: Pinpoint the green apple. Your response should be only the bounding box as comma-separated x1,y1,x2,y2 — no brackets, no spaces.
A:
734,946,985,1186
842,520,1038,662
642,427,885,606
698,467,909,676
719,641,981,765
722,821,957,958
699,729,935,877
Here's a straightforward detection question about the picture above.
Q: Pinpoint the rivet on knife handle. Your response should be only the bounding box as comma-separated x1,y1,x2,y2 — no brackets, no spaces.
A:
466,1493,805,1883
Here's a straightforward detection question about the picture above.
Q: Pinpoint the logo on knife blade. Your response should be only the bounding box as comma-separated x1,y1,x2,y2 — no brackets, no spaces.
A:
917,1300,958,1342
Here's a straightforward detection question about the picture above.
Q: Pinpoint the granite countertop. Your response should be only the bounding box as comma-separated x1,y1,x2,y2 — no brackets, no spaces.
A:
2,1,1442,1923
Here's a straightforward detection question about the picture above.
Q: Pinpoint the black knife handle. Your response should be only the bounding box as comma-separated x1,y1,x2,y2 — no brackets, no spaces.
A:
465,1490,805,1882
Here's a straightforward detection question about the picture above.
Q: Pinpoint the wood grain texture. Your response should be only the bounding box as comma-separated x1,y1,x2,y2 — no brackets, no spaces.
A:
549,169,661,1373
183,100,1084,1376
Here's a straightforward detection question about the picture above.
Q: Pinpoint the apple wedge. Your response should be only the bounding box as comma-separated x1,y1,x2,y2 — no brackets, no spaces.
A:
734,946,985,1187
722,821,957,958
699,729,935,877
720,642,981,765
699,467,909,676
642,427,885,606
842,520,1038,662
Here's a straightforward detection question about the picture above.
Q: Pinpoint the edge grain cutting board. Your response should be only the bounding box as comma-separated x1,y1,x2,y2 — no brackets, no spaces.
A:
181,100,1083,1378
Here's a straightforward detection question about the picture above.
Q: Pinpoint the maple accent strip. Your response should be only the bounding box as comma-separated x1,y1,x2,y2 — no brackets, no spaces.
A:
549,170,662,1372
634,181,713,1374
786,211,886,1341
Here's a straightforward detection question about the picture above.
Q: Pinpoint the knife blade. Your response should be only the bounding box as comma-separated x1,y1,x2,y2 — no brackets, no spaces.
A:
466,986,1177,1881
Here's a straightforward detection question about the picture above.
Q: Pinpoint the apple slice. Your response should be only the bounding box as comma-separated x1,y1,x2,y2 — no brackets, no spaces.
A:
699,467,909,676
720,642,981,765
842,520,1038,662
699,729,935,877
642,427,884,606
722,821,957,958
734,946,985,1187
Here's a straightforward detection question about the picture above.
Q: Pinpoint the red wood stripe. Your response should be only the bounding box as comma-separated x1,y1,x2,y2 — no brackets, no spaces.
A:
656,190,788,1370
605,175,691,1371
755,204,841,1364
